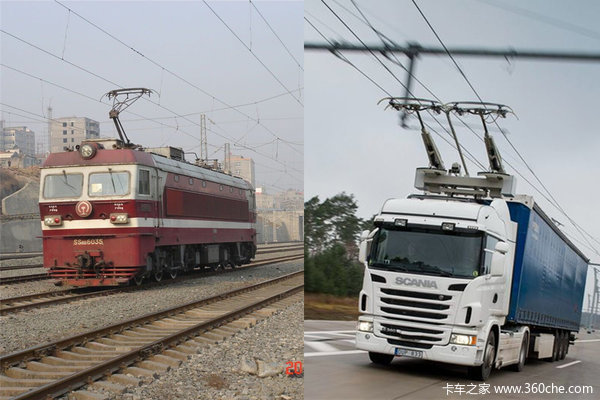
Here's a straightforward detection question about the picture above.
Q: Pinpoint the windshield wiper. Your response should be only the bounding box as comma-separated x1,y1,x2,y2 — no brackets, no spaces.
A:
414,262,453,277
108,168,116,193
369,262,410,272
62,170,76,190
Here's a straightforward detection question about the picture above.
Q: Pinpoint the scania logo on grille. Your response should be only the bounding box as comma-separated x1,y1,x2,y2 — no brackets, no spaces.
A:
395,277,438,289
76,201,92,218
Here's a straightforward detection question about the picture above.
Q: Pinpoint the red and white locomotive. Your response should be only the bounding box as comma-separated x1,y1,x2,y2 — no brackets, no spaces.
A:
39,139,257,286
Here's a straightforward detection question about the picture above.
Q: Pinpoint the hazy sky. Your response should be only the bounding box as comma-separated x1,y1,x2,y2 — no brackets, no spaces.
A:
1,0,303,193
305,0,600,306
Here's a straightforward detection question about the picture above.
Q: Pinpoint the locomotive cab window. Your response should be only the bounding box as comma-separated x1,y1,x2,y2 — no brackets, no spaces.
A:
138,170,150,195
89,171,130,196
43,173,83,199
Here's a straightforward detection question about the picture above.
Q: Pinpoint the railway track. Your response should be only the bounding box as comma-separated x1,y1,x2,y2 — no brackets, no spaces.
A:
0,274,50,285
0,271,303,400
0,265,44,272
0,252,303,315
0,242,303,286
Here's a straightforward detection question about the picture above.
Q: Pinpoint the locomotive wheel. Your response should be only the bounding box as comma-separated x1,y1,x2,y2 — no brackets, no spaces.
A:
133,274,144,286
227,261,235,269
169,269,178,279
154,269,163,282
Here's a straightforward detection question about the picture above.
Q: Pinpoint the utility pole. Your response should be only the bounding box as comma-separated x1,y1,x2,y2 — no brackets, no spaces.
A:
224,143,231,174
200,114,208,163
306,41,600,125
47,105,52,154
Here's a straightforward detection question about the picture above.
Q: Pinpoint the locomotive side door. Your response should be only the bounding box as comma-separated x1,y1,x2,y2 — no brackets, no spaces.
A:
138,167,160,236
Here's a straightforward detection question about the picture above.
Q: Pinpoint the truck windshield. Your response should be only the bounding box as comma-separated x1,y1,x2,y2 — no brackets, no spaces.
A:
369,228,483,278
43,173,83,199
88,171,130,196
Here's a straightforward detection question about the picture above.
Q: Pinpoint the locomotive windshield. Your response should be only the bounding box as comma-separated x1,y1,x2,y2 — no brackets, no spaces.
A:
43,173,84,199
89,171,130,196
369,227,484,279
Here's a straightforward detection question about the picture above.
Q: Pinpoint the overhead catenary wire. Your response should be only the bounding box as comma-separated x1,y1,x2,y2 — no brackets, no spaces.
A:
476,0,600,42
410,0,600,255
201,0,303,107
249,0,303,71
305,15,487,172
308,3,600,256
0,30,302,180
52,0,302,154
317,1,488,171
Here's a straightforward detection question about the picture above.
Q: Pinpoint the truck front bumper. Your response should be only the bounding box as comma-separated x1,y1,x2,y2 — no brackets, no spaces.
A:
356,331,482,366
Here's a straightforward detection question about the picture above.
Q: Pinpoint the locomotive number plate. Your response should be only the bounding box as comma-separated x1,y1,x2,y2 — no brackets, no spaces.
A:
73,238,104,246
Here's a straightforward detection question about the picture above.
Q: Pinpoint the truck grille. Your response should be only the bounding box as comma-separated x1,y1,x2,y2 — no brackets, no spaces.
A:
375,286,455,346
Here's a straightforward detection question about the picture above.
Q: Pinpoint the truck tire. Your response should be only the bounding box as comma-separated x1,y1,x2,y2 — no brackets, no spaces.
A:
551,332,560,362
368,352,394,365
558,331,567,360
510,334,528,372
468,331,496,381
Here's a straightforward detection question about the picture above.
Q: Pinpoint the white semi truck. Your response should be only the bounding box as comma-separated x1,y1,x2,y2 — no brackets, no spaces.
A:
355,99,589,380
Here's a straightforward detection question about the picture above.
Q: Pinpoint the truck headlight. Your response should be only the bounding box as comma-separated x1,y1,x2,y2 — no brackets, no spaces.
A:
450,334,477,346
358,321,373,332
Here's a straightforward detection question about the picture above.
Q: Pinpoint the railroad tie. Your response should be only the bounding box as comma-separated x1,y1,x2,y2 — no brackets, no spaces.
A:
89,380,128,395
107,373,141,386
69,389,108,400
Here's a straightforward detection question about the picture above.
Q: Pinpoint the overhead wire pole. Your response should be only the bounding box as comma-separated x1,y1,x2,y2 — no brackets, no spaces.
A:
304,42,600,62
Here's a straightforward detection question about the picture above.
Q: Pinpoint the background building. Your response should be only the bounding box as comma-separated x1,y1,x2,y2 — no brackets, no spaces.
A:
1,125,36,156
255,187,304,243
49,117,99,153
230,154,255,188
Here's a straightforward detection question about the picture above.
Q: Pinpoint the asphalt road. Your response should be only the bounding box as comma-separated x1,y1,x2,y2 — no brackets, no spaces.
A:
305,320,600,400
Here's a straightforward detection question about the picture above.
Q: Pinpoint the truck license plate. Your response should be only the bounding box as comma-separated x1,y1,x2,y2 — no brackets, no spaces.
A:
395,348,423,358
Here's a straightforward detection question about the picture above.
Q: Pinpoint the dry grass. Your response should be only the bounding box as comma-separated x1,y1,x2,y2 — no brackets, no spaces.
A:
304,292,359,321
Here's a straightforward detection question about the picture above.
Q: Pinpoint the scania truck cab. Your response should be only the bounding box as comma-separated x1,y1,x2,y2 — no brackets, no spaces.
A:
356,192,523,380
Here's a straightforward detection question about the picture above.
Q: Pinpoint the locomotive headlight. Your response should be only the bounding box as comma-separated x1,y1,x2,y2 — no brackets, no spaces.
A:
44,215,62,226
80,144,96,159
109,213,129,224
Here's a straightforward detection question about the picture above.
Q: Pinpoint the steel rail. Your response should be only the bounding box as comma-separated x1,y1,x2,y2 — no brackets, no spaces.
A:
2,272,304,399
0,252,303,315
0,274,50,285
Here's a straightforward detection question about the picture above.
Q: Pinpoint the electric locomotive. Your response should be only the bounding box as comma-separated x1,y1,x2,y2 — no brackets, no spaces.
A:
40,88,258,286
39,139,257,286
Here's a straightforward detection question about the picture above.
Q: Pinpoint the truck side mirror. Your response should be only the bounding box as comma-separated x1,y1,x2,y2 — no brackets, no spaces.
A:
495,241,509,255
490,242,509,276
358,230,371,264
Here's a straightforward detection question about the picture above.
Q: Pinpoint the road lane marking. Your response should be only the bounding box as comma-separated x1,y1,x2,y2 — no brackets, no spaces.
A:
305,341,339,353
304,330,356,335
305,350,366,358
556,360,581,369
576,339,600,343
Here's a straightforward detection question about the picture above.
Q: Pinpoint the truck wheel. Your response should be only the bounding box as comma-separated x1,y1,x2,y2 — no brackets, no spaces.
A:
551,332,560,362
468,331,496,381
510,334,528,372
559,331,567,360
368,352,394,365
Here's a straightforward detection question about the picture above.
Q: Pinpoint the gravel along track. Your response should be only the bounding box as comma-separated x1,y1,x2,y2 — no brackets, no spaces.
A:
0,253,302,316
113,297,304,400
0,259,303,355
0,272,303,400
